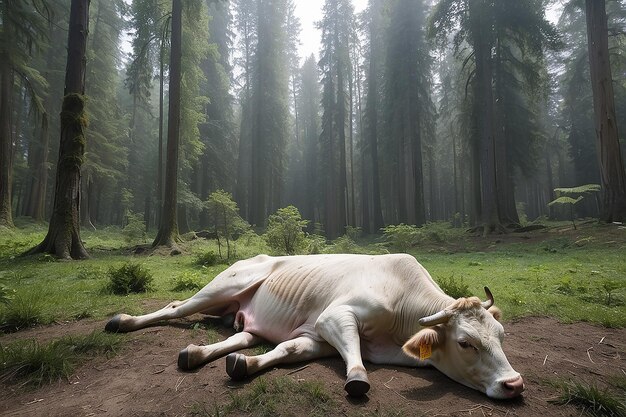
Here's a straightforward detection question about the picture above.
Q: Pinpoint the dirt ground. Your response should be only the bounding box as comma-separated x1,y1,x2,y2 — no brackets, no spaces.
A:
0,311,624,417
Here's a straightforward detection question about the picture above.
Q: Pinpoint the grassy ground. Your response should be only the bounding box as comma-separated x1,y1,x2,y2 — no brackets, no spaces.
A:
0,219,624,331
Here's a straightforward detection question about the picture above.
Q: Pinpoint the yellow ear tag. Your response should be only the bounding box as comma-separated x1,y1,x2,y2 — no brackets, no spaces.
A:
419,344,432,360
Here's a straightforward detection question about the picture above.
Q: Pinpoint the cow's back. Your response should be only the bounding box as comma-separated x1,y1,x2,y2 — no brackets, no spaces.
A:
228,254,444,343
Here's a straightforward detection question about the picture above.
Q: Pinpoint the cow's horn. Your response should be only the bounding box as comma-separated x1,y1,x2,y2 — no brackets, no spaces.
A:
481,286,494,309
418,310,451,327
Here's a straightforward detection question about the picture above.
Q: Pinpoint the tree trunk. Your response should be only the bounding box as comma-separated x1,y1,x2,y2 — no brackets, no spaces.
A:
585,0,626,222
153,0,182,247
0,56,14,228
156,33,166,228
336,60,348,237
26,113,49,221
469,0,502,234
26,0,90,259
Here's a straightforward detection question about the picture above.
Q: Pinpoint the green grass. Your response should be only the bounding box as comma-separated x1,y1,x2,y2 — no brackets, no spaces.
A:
0,221,625,331
189,376,335,417
0,331,123,386
548,379,626,417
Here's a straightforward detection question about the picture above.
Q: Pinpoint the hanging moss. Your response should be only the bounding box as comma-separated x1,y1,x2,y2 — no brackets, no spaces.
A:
59,155,84,171
60,94,88,128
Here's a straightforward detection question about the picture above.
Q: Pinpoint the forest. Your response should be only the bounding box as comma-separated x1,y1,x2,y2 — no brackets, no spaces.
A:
1,0,625,255
1,1,626,415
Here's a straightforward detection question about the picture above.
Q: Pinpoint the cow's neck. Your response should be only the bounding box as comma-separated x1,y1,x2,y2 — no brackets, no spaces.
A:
396,285,454,342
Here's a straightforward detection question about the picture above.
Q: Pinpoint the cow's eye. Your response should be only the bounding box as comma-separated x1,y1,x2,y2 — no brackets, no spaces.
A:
458,340,475,350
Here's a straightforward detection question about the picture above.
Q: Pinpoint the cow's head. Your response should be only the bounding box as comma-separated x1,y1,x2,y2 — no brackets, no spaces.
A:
402,287,524,399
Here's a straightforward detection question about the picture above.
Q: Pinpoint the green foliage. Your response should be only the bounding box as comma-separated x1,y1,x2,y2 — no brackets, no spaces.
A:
106,262,153,295
264,206,309,255
548,379,626,417
206,190,249,260
0,331,122,386
600,279,625,306
549,184,601,229
436,275,471,299
195,251,220,267
324,235,361,254
306,234,327,254
220,376,334,417
0,276,14,305
0,339,73,386
172,272,205,292
417,222,456,244
382,224,419,252
0,292,46,332
122,211,147,244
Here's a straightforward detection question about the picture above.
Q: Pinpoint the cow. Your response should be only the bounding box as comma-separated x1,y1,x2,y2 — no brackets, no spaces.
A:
105,253,524,399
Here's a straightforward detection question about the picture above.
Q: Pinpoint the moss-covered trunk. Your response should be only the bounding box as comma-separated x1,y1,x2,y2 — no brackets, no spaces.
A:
26,0,90,259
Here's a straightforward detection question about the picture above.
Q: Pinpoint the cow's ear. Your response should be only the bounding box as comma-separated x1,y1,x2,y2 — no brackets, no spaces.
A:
403,327,444,358
488,306,502,321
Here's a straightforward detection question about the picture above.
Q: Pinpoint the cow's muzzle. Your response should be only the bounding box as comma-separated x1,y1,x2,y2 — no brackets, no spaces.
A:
499,375,525,398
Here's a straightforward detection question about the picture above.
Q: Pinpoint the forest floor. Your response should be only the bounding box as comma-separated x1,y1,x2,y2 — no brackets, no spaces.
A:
0,221,625,416
0,312,624,416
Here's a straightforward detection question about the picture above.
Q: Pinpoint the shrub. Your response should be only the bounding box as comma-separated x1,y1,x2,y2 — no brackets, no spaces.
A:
194,250,220,267
436,275,471,299
324,235,360,254
106,262,153,295
600,279,624,306
122,211,147,244
418,222,455,244
306,234,327,254
382,224,419,252
172,272,205,292
264,206,308,255
206,190,249,260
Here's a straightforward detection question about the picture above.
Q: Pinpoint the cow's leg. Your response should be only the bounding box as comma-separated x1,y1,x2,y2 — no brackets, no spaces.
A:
178,331,263,370
315,305,370,396
105,296,228,333
225,336,336,379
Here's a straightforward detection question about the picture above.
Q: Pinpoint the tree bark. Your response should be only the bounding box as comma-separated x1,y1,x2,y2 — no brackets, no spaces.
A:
26,0,90,259
469,0,502,234
585,0,626,222
25,113,49,221
156,32,166,229
153,0,182,247
0,57,14,228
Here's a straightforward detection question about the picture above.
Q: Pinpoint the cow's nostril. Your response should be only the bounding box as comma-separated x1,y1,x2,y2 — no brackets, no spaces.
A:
502,376,525,396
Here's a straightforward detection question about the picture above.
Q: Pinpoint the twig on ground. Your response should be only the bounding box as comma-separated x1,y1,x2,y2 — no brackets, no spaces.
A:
543,355,548,366
286,364,309,375
25,398,44,405
586,347,595,364
175,375,186,392
152,368,166,374
599,336,605,344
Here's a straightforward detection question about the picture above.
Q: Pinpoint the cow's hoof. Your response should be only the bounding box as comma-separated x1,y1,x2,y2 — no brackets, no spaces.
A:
178,348,191,370
226,353,247,380
345,367,370,397
105,315,123,333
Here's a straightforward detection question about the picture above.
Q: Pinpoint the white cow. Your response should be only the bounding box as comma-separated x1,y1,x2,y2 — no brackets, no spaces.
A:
105,254,524,399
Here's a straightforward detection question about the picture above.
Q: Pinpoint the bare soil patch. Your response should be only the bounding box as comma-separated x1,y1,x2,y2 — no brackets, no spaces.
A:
1,314,624,417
